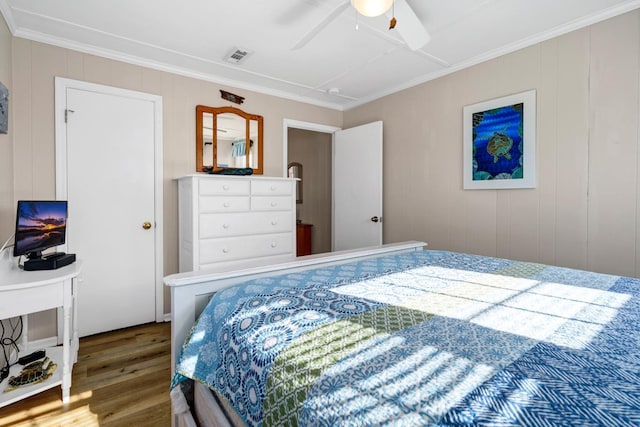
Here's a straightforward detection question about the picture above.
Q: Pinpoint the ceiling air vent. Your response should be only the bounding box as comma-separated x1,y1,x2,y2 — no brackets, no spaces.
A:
224,47,252,64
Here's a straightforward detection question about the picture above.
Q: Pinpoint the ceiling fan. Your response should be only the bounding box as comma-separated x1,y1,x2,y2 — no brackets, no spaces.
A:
292,0,430,51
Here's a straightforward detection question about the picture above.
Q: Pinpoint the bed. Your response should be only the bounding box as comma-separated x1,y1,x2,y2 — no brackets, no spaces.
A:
165,241,640,426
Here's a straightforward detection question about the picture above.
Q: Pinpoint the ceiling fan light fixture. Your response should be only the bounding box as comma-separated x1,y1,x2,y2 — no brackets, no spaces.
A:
351,0,394,17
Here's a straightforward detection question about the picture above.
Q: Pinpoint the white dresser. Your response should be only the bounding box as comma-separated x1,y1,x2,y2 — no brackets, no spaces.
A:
177,174,297,272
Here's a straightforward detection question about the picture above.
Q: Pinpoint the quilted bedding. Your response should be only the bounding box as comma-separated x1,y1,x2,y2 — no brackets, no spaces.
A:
172,250,640,426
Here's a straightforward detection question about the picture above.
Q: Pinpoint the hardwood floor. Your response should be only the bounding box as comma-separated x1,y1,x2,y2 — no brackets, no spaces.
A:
0,322,172,426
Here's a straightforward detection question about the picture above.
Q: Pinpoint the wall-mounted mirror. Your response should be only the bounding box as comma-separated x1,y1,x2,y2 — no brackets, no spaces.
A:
196,105,264,174
288,162,302,203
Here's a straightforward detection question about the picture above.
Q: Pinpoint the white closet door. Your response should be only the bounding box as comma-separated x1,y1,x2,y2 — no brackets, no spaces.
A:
62,84,158,337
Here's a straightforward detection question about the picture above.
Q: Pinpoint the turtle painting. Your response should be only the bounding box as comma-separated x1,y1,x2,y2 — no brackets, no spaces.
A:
3,357,57,392
486,132,513,163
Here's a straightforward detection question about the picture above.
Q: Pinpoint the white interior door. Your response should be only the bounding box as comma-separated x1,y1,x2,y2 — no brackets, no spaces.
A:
333,121,383,251
56,79,162,337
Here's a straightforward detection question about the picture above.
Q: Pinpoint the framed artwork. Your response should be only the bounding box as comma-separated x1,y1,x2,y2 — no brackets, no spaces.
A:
0,81,7,134
463,90,536,189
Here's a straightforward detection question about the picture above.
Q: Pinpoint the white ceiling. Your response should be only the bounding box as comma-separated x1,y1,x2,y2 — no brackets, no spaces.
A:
1,0,639,111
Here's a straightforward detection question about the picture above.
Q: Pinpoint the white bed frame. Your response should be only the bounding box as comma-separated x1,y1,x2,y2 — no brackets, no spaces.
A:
164,241,427,427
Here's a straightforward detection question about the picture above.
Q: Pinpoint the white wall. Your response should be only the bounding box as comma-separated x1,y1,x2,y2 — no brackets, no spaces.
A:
344,10,640,278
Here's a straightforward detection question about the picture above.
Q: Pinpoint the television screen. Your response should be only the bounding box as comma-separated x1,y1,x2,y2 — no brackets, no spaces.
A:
13,200,68,258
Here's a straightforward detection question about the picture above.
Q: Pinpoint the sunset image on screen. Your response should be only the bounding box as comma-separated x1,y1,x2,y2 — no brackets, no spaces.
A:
15,201,67,255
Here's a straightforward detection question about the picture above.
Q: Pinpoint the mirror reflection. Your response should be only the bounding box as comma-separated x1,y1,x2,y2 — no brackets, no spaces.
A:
196,105,263,174
288,162,302,203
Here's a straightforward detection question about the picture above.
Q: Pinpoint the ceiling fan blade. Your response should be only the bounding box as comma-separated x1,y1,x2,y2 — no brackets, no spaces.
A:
292,1,350,50
387,0,430,50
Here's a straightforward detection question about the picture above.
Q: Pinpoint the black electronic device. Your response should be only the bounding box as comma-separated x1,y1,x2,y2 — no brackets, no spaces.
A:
23,253,76,271
13,200,76,270
17,349,46,365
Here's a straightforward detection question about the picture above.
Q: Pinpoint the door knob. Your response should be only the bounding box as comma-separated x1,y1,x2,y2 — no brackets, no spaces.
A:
142,221,152,230
370,216,380,223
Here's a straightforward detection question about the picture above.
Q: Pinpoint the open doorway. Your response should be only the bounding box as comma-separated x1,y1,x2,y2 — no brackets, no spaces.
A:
284,120,340,255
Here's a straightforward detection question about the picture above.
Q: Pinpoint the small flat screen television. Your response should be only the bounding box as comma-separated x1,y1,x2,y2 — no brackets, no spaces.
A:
13,200,68,260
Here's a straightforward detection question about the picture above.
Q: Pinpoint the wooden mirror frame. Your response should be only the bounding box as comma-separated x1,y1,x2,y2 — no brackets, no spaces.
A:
196,105,264,174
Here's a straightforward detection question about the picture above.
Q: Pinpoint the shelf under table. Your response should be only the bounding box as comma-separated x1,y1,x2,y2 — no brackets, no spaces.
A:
0,346,64,408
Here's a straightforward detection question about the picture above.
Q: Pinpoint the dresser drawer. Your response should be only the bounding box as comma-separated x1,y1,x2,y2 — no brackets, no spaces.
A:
199,211,293,238
251,180,293,196
199,195,250,213
199,233,293,264
251,196,292,211
199,179,250,196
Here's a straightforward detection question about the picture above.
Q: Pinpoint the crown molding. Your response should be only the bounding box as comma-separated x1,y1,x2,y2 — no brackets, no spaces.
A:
18,26,347,111
0,0,16,34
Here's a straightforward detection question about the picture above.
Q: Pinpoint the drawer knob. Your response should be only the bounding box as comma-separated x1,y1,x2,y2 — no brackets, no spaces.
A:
271,220,277,226
223,202,230,208
270,185,277,191
222,224,230,229
270,242,277,248
223,184,230,191
222,248,229,253
270,202,277,207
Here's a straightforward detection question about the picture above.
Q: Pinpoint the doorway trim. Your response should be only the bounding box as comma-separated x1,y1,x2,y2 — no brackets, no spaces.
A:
283,119,341,250
54,77,164,323
282,119,341,177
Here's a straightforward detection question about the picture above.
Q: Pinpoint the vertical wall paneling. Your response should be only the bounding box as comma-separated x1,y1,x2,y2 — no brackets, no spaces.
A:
0,14,12,239
12,37,32,198
588,13,639,277
65,49,84,80
382,92,417,244
537,39,559,266
637,11,640,278
445,76,469,254
555,30,590,270
32,44,66,198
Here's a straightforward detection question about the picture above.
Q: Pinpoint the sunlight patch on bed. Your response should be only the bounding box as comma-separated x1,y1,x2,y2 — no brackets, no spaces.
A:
331,267,630,349
303,346,496,425
414,358,495,418
358,345,439,392
471,281,630,348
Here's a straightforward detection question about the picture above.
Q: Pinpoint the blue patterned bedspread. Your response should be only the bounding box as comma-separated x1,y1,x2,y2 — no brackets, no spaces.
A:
172,250,640,426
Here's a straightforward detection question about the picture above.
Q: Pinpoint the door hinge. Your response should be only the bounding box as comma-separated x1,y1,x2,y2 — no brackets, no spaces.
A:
65,109,75,123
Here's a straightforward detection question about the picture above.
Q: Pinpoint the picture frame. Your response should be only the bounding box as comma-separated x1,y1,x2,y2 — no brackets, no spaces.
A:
463,90,536,189
0,81,8,134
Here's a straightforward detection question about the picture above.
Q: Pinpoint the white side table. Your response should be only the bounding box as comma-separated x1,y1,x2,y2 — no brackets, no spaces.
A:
0,249,81,407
